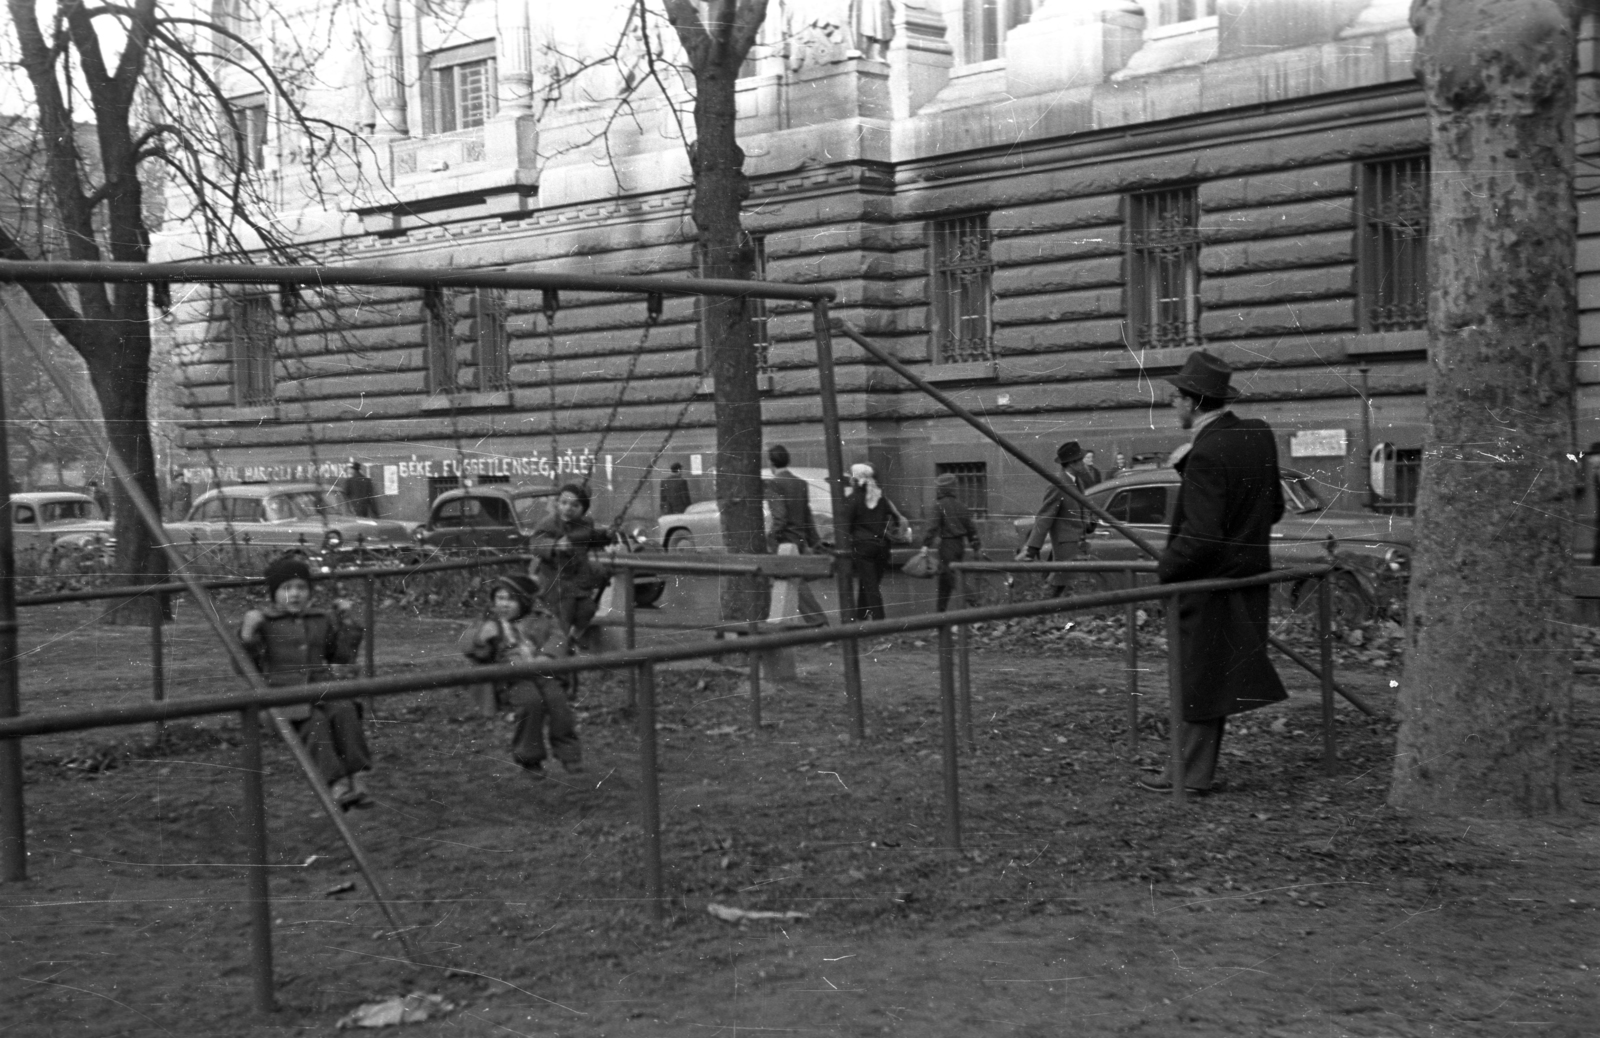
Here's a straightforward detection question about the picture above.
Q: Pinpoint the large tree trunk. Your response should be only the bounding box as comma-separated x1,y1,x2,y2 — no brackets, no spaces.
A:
86,331,169,602
1390,0,1578,815
668,0,770,623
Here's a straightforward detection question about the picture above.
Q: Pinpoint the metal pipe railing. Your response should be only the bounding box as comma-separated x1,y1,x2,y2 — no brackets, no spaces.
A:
0,259,838,303
0,563,1338,1000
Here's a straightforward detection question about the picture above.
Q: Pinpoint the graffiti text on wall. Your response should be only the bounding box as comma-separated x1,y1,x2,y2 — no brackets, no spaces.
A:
181,448,597,485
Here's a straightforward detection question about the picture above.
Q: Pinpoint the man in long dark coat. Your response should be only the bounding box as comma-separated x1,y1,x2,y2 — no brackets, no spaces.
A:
1022,441,1096,596
766,444,828,626
1142,351,1286,796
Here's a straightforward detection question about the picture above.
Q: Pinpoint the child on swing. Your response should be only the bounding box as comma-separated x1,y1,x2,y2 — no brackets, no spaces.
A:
239,554,370,809
464,574,583,779
528,483,608,657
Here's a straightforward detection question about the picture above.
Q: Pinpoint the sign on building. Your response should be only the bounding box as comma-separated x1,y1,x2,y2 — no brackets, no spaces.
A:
1290,429,1348,458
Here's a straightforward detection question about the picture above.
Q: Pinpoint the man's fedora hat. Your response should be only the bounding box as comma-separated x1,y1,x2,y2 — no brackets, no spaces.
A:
1056,441,1086,466
1164,350,1241,401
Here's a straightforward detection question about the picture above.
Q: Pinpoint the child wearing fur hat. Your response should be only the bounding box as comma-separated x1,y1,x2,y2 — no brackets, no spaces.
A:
464,574,583,778
239,554,371,808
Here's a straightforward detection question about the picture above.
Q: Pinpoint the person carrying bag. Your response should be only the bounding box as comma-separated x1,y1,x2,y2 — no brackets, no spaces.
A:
913,474,983,611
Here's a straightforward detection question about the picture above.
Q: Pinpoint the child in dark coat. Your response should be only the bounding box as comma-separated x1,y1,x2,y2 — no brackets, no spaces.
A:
528,483,607,656
464,575,582,778
239,555,370,808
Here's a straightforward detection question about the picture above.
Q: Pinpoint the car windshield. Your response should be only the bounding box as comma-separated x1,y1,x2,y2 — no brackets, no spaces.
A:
39,499,98,524
263,491,351,522
1282,475,1325,514
513,494,554,522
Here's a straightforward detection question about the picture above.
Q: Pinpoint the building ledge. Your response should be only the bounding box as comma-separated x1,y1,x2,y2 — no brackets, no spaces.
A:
923,360,998,383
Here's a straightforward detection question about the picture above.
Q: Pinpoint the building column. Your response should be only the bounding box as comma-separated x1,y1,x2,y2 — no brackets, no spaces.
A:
373,0,409,138
887,0,954,119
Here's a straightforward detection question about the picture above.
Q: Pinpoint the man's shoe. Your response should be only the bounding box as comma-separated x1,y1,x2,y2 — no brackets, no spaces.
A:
562,760,585,775
1136,775,1211,797
521,761,546,781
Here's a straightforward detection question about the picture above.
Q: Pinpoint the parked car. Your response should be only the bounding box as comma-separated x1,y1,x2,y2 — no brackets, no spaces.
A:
655,467,919,564
10,491,113,568
1012,466,1413,624
165,483,419,570
416,484,667,607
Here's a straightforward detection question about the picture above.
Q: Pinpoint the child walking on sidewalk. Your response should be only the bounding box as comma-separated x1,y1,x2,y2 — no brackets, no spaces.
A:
464,575,583,779
239,554,371,808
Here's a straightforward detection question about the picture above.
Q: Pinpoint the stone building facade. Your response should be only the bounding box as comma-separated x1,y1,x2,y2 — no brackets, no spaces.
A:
163,0,1600,542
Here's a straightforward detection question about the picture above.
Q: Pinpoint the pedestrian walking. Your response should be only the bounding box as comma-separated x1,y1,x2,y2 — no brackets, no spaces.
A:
239,554,371,808
918,474,981,612
840,462,908,621
766,444,829,626
1022,441,1096,597
1140,350,1287,796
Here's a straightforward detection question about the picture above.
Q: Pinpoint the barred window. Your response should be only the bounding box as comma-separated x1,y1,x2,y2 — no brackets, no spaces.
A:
426,287,509,394
1128,187,1202,351
1144,0,1217,29
227,96,267,170
427,476,461,504
930,215,994,364
428,42,497,134
1360,156,1429,332
1374,447,1422,517
935,462,989,519
231,293,275,406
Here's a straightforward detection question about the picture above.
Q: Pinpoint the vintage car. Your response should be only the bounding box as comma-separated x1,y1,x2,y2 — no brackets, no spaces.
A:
165,482,419,569
1013,466,1413,624
415,485,667,607
10,491,114,567
655,467,919,565
657,468,835,553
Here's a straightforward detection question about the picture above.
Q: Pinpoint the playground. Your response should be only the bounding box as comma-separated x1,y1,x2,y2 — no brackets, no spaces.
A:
2,596,1597,1037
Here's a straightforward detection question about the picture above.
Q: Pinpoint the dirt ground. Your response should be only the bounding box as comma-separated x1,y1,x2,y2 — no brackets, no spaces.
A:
2,596,1599,1036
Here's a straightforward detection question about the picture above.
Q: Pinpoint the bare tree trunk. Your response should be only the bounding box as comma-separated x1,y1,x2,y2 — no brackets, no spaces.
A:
1391,0,1578,815
668,0,770,623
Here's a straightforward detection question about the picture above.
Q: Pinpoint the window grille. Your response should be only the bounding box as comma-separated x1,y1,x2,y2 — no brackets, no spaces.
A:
476,288,511,392
1360,156,1429,332
1374,447,1422,517
477,474,510,484
426,288,509,394
935,462,989,519
1128,188,1202,351
426,42,497,134
930,215,994,364
428,476,461,504
231,293,275,406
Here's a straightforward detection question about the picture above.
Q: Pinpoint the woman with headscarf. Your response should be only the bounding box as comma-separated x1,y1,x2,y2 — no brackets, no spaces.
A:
840,462,906,621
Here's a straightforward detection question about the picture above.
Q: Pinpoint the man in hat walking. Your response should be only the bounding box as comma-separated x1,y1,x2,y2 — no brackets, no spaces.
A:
1022,441,1096,597
340,462,380,519
1141,350,1286,796
661,462,692,517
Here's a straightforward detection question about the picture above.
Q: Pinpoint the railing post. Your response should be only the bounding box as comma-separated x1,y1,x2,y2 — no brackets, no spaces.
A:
956,566,974,754
746,619,762,731
937,623,962,851
636,661,664,919
812,299,864,741
149,592,165,740
239,707,276,1013
619,570,637,710
1166,592,1186,804
363,576,376,678
1318,573,1336,774
1124,568,1139,755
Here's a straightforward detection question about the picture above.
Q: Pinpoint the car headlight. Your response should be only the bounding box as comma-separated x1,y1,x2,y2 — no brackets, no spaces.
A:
322,529,343,549
1383,547,1409,574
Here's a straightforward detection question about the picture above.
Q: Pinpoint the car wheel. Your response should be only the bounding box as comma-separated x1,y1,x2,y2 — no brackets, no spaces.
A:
633,581,666,608
665,529,696,553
